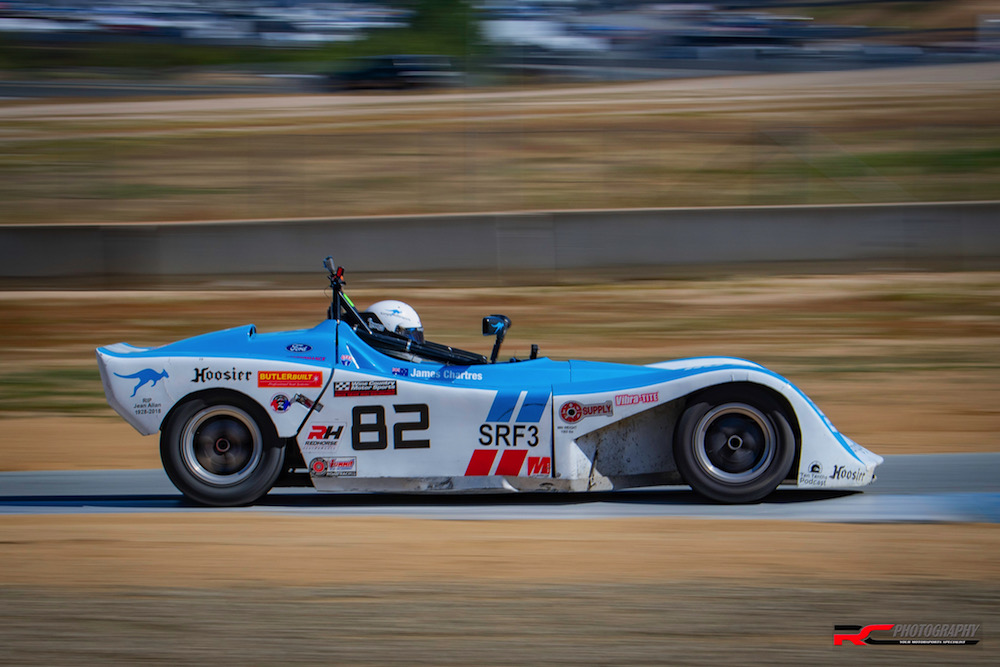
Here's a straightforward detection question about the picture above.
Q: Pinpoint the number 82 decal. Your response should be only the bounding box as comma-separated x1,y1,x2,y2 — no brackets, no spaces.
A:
352,403,430,450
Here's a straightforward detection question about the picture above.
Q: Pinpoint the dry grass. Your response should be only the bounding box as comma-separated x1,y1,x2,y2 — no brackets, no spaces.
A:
0,64,997,222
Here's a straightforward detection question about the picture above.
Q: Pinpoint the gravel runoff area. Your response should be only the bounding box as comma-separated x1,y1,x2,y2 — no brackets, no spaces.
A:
0,515,997,665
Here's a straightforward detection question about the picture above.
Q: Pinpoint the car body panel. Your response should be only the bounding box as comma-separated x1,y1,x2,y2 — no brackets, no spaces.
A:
97,306,883,496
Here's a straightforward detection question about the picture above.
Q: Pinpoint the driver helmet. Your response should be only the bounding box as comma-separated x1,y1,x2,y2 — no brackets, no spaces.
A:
368,300,424,343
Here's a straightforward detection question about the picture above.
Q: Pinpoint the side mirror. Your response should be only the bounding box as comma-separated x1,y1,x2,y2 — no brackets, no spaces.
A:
482,314,511,364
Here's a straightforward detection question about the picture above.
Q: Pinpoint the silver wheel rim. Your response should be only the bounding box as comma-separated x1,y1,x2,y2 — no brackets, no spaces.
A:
693,402,776,484
180,406,263,486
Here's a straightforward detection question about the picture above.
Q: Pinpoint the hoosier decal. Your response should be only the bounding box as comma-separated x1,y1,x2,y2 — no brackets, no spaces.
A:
334,380,397,397
258,370,323,388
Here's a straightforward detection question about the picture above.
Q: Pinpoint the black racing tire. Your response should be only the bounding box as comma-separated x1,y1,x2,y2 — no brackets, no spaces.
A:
160,394,284,507
674,385,796,504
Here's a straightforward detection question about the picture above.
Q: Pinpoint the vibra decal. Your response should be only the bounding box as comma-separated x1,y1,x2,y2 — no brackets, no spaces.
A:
258,370,323,388
614,391,659,407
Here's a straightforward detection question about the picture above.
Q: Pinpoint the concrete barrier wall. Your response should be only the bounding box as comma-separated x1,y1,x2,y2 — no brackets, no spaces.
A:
1,202,997,280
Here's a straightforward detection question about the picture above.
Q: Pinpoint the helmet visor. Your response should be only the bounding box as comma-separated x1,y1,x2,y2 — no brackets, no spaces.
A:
398,326,424,344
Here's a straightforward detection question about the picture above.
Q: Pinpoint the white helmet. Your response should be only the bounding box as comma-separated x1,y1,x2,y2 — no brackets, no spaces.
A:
367,300,424,343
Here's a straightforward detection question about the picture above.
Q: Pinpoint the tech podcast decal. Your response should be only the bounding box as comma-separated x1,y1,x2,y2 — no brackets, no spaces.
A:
798,460,826,487
258,370,323,388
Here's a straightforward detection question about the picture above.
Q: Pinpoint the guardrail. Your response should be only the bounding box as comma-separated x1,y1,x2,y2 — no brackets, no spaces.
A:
1,202,997,281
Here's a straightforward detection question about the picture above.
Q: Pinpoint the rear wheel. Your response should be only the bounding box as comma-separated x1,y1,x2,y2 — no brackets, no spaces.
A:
674,385,795,503
161,394,284,506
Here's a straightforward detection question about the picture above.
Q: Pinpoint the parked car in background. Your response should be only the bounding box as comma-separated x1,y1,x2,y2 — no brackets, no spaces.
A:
327,55,461,91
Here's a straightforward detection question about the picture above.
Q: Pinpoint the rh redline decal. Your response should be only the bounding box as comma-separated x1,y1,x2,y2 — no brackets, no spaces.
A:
258,370,323,388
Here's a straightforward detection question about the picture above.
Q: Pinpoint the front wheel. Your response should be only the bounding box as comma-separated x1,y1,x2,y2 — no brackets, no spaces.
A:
161,394,284,506
674,385,796,503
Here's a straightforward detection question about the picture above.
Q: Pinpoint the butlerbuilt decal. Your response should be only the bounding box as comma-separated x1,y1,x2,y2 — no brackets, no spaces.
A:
258,370,323,388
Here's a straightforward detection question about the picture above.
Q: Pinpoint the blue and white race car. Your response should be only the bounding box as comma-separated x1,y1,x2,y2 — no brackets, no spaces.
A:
96,258,882,506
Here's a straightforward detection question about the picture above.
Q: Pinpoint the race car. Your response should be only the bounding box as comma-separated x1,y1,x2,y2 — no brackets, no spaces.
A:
96,258,882,506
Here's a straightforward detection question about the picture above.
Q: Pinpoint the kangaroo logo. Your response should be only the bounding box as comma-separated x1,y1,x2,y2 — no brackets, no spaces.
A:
115,368,169,397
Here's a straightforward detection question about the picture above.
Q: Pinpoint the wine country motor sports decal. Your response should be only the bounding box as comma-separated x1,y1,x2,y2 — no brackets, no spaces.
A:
465,451,551,477
258,370,323,388
334,380,397,397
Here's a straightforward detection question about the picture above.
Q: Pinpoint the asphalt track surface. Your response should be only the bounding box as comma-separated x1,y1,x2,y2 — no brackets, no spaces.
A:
0,454,997,522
